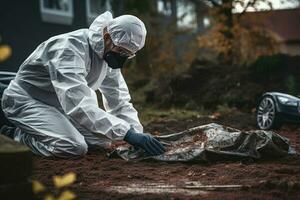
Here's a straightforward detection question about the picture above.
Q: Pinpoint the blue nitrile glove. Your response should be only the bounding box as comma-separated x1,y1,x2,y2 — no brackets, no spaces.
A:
124,129,166,156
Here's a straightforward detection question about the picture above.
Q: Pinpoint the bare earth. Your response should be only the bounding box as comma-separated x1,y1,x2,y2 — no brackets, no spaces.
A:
31,112,300,200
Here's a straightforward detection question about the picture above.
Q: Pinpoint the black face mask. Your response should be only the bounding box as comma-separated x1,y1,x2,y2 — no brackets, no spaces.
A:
104,51,128,69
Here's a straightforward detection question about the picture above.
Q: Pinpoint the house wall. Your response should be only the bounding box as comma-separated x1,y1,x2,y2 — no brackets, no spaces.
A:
0,0,87,72
279,41,300,56
284,43,300,56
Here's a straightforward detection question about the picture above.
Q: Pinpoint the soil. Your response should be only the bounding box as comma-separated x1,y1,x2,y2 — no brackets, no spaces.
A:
31,112,300,200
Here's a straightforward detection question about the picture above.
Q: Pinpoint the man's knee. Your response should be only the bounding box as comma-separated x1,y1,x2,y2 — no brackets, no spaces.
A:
54,139,88,158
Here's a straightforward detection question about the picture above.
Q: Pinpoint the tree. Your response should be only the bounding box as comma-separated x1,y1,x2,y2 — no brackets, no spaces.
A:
195,0,300,65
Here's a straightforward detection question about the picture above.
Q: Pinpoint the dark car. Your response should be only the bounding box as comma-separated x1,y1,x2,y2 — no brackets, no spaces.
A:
256,92,300,130
0,71,16,127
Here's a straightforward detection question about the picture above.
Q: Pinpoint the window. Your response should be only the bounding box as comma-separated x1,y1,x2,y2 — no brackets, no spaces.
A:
157,0,172,15
86,0,112,25
40,0,74,25
157,0,197,30
203,17,210,28
177,1,197,29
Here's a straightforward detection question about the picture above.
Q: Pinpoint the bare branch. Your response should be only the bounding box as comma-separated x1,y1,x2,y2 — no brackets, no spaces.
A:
241,0,257,14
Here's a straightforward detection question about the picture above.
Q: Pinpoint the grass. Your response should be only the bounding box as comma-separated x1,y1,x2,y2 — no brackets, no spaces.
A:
137,106,207,126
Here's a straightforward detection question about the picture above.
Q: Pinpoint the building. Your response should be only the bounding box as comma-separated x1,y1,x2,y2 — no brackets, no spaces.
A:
242,8,300,56
0,0,113,72
0,0,208,72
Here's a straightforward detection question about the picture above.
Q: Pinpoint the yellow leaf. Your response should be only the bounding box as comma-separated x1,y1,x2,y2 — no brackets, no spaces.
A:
53,172,76,188
44,194,55,200
32,180,46,194
57,190,76,200
0,45,12,62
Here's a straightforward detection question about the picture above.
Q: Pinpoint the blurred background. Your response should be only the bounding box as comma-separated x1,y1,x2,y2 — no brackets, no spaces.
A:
1,0,300,123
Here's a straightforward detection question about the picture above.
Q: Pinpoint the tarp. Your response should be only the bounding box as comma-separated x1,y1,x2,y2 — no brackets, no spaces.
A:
0,71,16,128
110,123,296,162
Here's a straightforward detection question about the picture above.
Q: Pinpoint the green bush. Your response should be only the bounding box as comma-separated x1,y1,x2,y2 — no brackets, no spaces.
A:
250,54,287,74
285,75,299,95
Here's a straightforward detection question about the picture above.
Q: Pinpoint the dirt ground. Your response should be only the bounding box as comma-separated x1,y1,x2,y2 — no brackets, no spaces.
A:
31,111,300,200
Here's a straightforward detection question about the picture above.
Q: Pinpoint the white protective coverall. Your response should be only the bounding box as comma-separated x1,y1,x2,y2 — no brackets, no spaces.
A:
1,11,145,157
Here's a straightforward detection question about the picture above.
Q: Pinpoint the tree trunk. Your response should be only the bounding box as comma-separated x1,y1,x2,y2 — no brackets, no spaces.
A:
215,0,234,64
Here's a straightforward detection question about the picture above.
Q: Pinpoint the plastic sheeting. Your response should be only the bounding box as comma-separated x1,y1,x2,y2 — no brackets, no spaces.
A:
0,72,16,128
110,123,296,162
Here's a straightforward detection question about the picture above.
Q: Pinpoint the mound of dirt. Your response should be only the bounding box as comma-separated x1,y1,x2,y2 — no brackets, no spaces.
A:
147,54,300,109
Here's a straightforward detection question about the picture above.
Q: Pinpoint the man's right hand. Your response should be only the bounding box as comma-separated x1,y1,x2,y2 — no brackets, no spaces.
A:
124,129,165,156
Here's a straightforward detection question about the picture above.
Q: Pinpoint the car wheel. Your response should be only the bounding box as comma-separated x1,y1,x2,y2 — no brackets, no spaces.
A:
256,96,282,130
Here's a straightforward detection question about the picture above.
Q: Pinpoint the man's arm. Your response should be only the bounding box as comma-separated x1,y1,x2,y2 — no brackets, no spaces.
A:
49,48,131,140
98,68,143,133
98,68,167,156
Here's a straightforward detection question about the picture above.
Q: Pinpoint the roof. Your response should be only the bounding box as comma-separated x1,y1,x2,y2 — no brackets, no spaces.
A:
241,8,300,42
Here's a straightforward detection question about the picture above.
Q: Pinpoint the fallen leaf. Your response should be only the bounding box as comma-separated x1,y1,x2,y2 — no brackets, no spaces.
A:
57,190,76,200
209,112,221,119
53,172,76,188
0,45,12,61
32,180,46,194
44,194,55,200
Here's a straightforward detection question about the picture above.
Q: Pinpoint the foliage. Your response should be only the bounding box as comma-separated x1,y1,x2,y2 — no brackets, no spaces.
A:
0,34,11,62
250,54,287,74
198,23,280,65
114,0,198,107
144,26,197,80
232,24,279,65
285,75,299,95
32,172,77,200
53,172,77,189
0,45,12,62
197,0,283,65
94,1,300,109
0,35,12,62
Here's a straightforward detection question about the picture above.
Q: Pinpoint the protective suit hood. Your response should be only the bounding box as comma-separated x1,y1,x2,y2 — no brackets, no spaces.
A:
88,11,147,57
107,14,147,53
88,11,113,58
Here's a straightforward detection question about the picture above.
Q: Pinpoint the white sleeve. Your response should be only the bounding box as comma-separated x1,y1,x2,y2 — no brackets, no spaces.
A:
49,49,130,141
99,68,143,133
